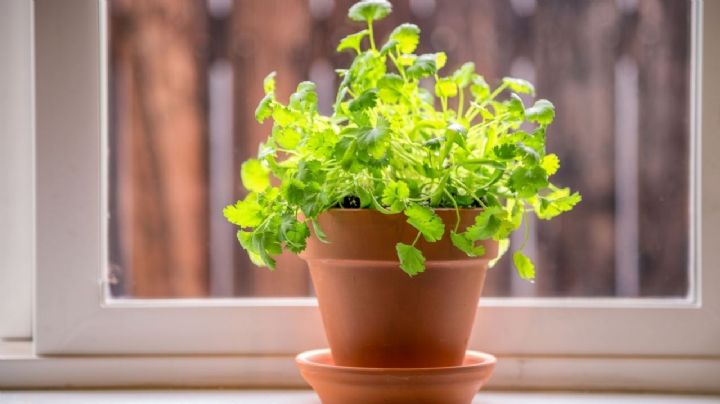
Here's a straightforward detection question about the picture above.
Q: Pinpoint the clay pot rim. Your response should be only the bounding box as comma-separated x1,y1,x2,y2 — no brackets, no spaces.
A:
296,348,496,374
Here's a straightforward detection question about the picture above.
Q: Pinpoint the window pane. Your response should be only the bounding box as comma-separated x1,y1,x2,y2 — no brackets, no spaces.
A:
107,0,691,298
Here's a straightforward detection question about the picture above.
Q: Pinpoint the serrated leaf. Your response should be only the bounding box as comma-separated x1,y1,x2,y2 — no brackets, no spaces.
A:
488,238,510,268
435,77,458,98
541,153,560,176
450,231,486,257
381,180,410,212
355,116,390,159
289,81,318,113
377,73,404,103
404,204,445,242
379,39,399,55
272,106,296,127
507,93,525,119
337,29,369,53
465,207,503,241
452,62,475,88
388,23,420,54
237,231,267,267
503,77,535,95
509,166,549,198
311,218,330,243
406,53,445,79
513,251,535,281
281,216,311,253
348,0,392,22
255,94,273,123
275,127,301,150
525,99,555,125
263,71,276,94
396,242,425,276
224,198,263,228
349,89,378,112
493,144,518,160
241,159,270,192
470,75,490,100
535,189,582,220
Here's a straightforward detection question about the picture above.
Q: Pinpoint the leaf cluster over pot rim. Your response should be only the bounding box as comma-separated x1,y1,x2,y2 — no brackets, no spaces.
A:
224,0,581,278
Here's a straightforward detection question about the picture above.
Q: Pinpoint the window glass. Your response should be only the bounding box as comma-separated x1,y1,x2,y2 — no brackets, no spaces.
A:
108,0,692,298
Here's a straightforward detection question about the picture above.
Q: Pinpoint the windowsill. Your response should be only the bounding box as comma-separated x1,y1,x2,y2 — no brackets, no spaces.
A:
3,341,720,393
0,390,718,404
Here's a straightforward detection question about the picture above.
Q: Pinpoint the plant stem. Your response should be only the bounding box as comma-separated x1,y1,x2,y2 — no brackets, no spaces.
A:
367,20,376,51
411,231,422,246
444,188,461,232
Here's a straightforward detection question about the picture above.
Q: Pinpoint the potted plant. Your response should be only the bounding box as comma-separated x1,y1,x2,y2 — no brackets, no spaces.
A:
224,0,579,370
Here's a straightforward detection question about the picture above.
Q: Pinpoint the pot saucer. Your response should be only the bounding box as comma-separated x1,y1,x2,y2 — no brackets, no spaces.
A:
296,348,496,404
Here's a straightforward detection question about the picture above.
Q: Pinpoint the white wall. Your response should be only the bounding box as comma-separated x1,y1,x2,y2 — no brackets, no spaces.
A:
0,0,34,340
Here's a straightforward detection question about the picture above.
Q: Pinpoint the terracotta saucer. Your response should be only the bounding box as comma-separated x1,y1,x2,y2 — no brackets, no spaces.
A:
296,349,496,404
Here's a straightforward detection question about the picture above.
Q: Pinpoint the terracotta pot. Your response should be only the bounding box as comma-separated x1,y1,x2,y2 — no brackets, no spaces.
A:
296,348,496,404
301,208,497,368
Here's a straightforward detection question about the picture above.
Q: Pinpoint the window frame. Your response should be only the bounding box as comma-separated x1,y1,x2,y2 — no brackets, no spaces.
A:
0,0,34,341
32,0,719,368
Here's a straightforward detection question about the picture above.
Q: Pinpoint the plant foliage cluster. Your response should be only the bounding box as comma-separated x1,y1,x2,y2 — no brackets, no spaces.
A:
224,0,580,278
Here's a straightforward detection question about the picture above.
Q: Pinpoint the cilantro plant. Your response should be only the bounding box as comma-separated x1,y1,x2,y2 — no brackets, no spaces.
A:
224,0,581,279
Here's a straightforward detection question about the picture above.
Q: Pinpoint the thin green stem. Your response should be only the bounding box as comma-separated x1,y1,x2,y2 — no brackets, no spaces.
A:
444,188,461,232
367,20,376,50
412,231,422,246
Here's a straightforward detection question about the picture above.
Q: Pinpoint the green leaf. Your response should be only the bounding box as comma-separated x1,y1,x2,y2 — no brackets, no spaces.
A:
435,52,447,70
241,159,270,192
388,23,420,54
396,242,425,276
507,93,525,119
275,127,301,150
284,178,305,205
379,39,398,55
525,99,555,125
281,216,311,253
349,89,378,112
435,77,458,98
224,198,264,228
255,94,273,123
348,0,392,22
381,180,410,212
406,53,446,79
355,116,390,159
337,29,369,53
502,77,535,95
465,207,503,241
489,238,510,268
535,188,582,220
263,71,277,94
470,75,490,100
404,204,445,242
311,218,330,243
541,153,560,176
509,166,549,198
452,62,475,88
237,231,267,267
450,231,486,257
493,144,518,160
289,81,318,113
513,251,535,281
377,73,404,103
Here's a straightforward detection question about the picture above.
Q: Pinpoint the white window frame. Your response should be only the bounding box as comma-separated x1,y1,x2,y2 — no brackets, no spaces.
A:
0,0,34,341
2,0,716,390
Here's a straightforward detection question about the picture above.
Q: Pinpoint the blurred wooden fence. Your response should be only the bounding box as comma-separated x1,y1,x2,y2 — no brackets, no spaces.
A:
108,0,690,298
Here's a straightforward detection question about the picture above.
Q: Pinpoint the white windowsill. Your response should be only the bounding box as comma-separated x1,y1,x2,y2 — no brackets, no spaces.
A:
3,341,720,394
0,390,718,404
